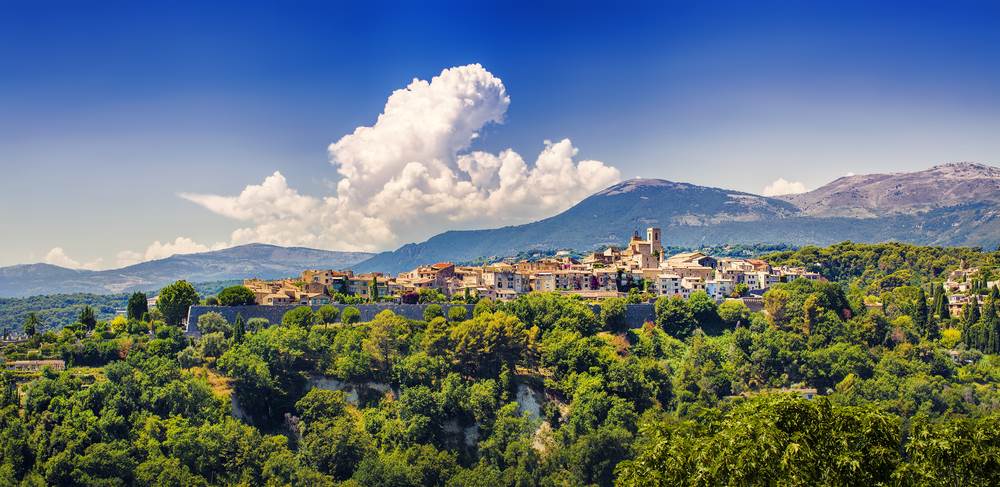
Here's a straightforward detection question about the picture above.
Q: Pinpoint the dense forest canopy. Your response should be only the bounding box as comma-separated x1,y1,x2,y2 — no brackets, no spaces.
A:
1,242,999,485
0,281,240,335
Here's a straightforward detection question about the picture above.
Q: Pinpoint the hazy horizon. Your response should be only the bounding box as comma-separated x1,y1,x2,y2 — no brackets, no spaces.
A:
4,1,1000,268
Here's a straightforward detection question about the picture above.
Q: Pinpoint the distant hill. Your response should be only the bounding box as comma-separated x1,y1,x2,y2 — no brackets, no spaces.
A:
356,163,1000,273
0,244,372,298
778,162,1000,218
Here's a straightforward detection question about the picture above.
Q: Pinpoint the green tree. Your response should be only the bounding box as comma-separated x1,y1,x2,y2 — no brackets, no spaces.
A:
618,395,901,486
450,311,528,377
369,275,379,303
341,306,361,324
717,299,751,325
934,284,950,320
158,280,201,326
687,291,720,332
654,295,697,339
447,306,468,322
281,306,315,327
234,313,246,343
23,312,40,337
964,296,981,326
915,287,930,333
197,311,231,336
218,286,256,306
600,297,628,332
316,305,340,324
127,292,148,320
422,317,451,356
423,304,444,322
78,305,97,330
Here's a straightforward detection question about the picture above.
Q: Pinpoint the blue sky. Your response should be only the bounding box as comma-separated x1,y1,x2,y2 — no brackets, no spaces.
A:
3,1,1000,268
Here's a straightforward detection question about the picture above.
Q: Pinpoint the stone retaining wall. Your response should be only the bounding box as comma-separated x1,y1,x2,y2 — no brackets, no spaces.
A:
186,302,656,336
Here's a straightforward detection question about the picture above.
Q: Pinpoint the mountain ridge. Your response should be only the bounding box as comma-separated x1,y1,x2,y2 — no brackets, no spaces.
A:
0,243,372,298
778,162,1000,218
6,162,1000,294
356,162,1000,273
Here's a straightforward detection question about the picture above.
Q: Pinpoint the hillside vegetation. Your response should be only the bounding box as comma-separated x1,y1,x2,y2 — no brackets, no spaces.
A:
1,242,999,485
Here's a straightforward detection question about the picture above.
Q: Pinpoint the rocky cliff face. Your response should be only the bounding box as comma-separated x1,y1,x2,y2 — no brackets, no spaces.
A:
779,162,1000,218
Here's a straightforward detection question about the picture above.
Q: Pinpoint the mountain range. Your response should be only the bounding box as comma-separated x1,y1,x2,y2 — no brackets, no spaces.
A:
3,162,999,296
354,162,1000,273
0,244,372,298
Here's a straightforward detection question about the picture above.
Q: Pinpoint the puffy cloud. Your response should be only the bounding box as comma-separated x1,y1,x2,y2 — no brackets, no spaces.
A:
761,178,807,196
115,237,227,267
44,247,103,270
181,64,621,252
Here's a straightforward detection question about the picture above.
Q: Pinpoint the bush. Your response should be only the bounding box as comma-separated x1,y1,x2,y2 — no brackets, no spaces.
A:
447,306,468,322
342,306,361,324
424,304,444,322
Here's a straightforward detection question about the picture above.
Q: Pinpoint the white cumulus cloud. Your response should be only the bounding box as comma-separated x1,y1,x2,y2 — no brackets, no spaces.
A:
115,237,227,267
44,247,104,270
180,64,621,252
761,178,807,197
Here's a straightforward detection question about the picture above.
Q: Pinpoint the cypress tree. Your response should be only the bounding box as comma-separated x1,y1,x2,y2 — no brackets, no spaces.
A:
965,296,981,326
127,292,148,320
936,285,950,320
369,275,379,303
916,287,929,335
981,298,999,353
234,313,246,343
23,312,39,337
79,305,97,330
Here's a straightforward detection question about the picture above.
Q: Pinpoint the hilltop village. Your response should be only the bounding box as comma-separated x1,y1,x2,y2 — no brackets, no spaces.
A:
243,227,821,306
